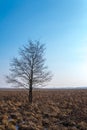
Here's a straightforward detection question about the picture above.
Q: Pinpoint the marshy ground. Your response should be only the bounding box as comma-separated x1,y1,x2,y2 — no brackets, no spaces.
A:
0,89,87,130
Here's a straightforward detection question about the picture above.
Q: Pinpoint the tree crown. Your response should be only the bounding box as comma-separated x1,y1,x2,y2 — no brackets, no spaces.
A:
6,41,52,88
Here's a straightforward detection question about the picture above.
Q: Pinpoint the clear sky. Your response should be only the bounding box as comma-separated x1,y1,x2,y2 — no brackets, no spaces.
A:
0,0,87,88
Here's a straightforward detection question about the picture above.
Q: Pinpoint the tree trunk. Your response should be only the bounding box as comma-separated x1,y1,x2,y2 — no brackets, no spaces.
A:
29,79,32,103
29,87,32,103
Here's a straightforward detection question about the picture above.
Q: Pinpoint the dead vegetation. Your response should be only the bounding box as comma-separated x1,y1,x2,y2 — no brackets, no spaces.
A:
0,89,87,130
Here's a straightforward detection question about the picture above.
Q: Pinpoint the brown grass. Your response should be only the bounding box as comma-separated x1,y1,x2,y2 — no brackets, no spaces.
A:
0,89,87,130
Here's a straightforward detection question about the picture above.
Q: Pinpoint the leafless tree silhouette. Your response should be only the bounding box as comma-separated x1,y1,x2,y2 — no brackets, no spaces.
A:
6,41,52,103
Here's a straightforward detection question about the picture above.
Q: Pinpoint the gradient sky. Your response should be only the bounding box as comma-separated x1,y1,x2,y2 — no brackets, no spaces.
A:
0,0,87,88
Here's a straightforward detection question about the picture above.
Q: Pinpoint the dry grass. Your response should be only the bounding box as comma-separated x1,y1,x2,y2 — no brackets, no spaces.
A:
0,89,87,130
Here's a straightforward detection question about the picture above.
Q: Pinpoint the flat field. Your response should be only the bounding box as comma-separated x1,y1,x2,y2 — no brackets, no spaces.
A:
0,89,87,130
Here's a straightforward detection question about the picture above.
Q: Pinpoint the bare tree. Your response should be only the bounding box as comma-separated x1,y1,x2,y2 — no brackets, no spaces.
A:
6,41,52,103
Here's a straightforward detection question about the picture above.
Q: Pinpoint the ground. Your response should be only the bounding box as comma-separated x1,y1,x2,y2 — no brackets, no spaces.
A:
0,89,87,130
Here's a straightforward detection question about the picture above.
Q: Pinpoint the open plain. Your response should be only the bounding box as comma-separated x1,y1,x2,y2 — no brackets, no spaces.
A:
0,89,87,130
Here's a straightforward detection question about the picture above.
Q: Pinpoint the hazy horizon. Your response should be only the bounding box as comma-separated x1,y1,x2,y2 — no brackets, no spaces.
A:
0,0,87,88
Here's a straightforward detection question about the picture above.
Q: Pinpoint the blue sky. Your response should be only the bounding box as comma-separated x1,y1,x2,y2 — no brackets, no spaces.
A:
0,0,87,88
